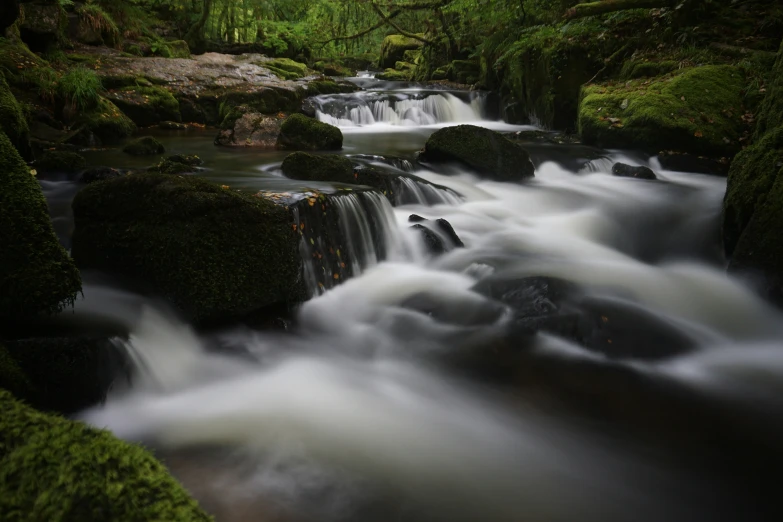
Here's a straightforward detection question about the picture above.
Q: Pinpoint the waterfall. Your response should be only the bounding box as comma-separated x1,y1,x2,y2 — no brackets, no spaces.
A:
313,91,487,127
395,177,463,206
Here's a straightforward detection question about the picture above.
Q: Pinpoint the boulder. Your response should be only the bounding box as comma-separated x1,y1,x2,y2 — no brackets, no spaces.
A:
281,152,353,183
214,109,282,148
148,155,203,175
419,125,535,182
411,224,446,255
379,35,423,69
0,131,81,321
409,218,464,256
263,58,308,80
107,86,181,127
35,151,87,173
71,173,303,323
579,65,747,158
657,151,729,176
277,113,342,151
159,121,188,130
0,390,211,521
79,166,123,184
18,0,64,52
69,98,136,147
611,162,656,180
376,68,410,81
123,136,165,156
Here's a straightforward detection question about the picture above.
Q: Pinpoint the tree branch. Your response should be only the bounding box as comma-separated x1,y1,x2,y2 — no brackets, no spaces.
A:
369,1,435,44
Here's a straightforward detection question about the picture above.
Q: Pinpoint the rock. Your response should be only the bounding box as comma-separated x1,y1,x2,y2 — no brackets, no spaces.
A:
69,98,136,147
263,58,308,80
147,155,203,175
166,39,191,59
300,97,318,118
611,162,656,180
0,131,81,321
0,389,211,521
407,216,464,255
167,154,204,167
281,152,353,182
657,151,729,176
34,151,87,173
107,86,181,127
304,79,359,95
214,109,282,148
0,74,30,158
159,121,188,130
18,0,64,52
123,136,165,156
723,39,783,305
277,113,342,151
411,224,445,255
376,68,410,81
379,35,423,69
434,218,464,248
579,65,747,158
71,173,303,323
420,125,535,182
79,166,123,184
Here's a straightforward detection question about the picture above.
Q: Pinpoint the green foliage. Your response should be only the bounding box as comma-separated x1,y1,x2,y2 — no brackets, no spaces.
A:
57,67,102,112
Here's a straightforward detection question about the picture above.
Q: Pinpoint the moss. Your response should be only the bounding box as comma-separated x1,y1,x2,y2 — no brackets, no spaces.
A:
71,174,304,323
0,389,212,521
281,152,353,183
376,68,411,81
420,124,535,182
205,86,302,124
123,136,165,156
75,97,136,145
403,49,421,64
266,58,308,78
579,65,747,157
379,34,423,69
395,61,415,72
166,40,191,59
305,80,357,95
620,60,680,80
0,344,33,401
148,155,203,175
320,63,352,77
0,131,81,320
449,59,480,84
0,75,30,156
35,151,87,173
277,113,342,151
108,85,181,127
754,39,783,140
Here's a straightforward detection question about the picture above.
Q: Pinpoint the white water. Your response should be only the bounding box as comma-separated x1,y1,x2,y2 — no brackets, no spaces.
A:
76,83,783,522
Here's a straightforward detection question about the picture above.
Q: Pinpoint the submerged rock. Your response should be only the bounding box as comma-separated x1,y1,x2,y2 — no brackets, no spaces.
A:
277,114,342,151
420,125,535,182
611,162,656,180
0,389,211,521
657,151,729,176
123,136,165,156
35,151,87,173
0,131,81,321
71,173,303,323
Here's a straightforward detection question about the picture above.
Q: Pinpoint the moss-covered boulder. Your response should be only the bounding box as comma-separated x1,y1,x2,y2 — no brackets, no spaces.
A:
71,174,303,323
264,58,308,79
579,66,747,157
379,35,423,69
449,59,480,85
35,151,87,173
148,154,203,174
0,75,30,157
123,136,165,156
281,152,353,183
18,0,65,52
277,113,342,151
0,131,81,321
166,39,191,59
71,97,137,146
377,68,410,81
107,85,181,127
420,125,535,182
0,389,212,521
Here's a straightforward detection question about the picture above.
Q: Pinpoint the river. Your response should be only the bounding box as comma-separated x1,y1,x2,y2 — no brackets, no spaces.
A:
41,75,783,522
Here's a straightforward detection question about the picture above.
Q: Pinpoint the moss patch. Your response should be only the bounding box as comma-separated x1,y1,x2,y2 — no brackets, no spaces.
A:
379,35,423,69
277,113,342,151
376,68,410,81
0,131,81,321
579,65,747,157
265,58,308,79
0,389,212,521
74,97,137,145
71,174,303,323
108,85,181,127
282,152,353,183
123,136,165,156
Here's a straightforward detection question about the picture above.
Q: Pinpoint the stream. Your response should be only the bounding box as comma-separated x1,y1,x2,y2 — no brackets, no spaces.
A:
41,76,783,522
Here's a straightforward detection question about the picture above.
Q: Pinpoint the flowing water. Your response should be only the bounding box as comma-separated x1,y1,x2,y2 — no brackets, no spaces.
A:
39,80,783,522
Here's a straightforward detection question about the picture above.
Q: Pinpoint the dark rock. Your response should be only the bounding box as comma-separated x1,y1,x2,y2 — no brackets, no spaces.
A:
123,136,165,156
406,216,464,254
167,154,203,167
281,152,353,182
107,86,181,128
18,0,64,52
611,162,657,180
411,224,445,255
79,166,123,184
277,113,342,151
408,214,426,223
148,155,203,175
71,173,303,323
159,121,188,130
435,218,464,248
658,151,730,175
214,110,282,148
34,151,87,173
420,125,535,182
300,97,318,118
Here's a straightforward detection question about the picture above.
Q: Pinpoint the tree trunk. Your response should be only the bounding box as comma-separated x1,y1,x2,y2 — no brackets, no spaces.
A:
184,0,214,54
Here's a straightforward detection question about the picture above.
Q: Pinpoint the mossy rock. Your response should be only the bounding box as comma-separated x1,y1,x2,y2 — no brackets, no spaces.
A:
266,58,308,78
320,63,352,77
379,34,423,69
73,97,137,145
0,75,30,158
754,39,783,140
277,113,342,151
403,49,421,64
35,151,87,173
395,61,415,72
449,59,480,84
71,174,304,323
579,65,747,157
198,85,302,126
420,125,536,182
281,152,353,183
148,154,203,175
376,68,410,81
0,131,81,321
0,343,33,401
108,85,181,127
123,136,165,156
0,389,212,521
166,39,191,59
305,79,358,96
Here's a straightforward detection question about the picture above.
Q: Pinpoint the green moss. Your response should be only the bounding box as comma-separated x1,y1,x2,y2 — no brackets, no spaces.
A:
266,58,308,78
281,152,353,183
123,136,165,156
0,390,212,521
165,40,191,59
108,85,181,127
379,35,423,69
0,344,33,401
0,131,81,320
403,49,421,64
278,113,342,151
76,97,137,144
35,151,87,173
579,65,747,157
0,75,30,155
421,125,536,182
395,61,415,72
754,39,783,140
376,68,410,81
71,174,303,323
207,86,302,123
620,60,680,80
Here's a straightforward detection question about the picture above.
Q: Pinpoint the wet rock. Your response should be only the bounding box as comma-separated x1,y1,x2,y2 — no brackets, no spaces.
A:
299,97,318,118
611,162,657,180
281,151,353,182
408,214,426,223
435,218,464,248
407,216,464,255
79,166,123,184
147,154,203,175
68,97,137,146
277,113,342,151
420,124,535,182
214,109,282,148
411,224,445,255
123,136,165,156
377,68,410,81
71,173,303,323
159,121,188,130
0,74,31,158
34,151,87,173
107,85,181,127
